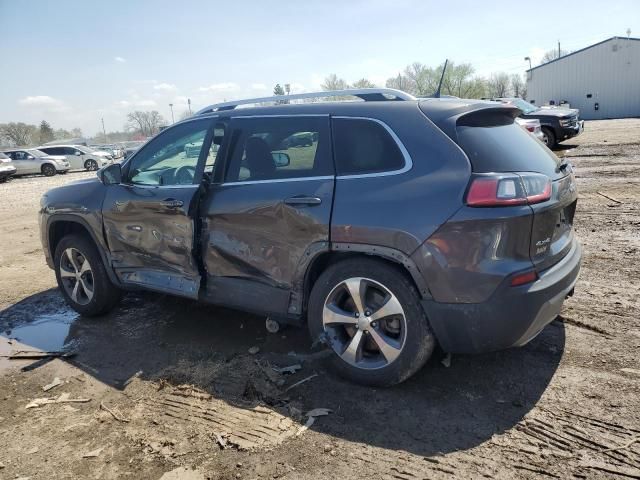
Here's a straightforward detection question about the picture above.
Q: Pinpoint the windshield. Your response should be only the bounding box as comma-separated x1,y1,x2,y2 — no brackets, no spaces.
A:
27,149,47,157
75,146,91,153
505,98,539,114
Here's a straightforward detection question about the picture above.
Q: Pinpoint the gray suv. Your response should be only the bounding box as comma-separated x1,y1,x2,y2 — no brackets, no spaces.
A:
39,88,581,386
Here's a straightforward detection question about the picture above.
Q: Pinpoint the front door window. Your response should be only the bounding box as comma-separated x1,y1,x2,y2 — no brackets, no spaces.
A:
127,118,212,186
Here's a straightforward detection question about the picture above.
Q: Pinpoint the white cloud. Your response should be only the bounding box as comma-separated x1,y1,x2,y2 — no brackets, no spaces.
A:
18,95,69,112
153,83,177,92
250,83,268,91
114,56,126,63
198,82,239,92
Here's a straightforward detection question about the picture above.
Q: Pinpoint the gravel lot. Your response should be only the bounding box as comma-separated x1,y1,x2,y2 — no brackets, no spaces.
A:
0,119,639,479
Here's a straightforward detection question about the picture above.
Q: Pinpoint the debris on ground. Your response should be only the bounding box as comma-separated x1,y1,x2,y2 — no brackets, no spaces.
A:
25,393,91,409
248,346,260,355
213,432,228,450
6,350,75,360
284,373,318,392
100,401,130,423
82,447,104,458
295,407,332,437
272,363,302,375
42,377,63,392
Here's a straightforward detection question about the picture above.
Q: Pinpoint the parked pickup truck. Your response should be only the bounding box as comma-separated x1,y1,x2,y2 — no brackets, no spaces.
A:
495,97,584,148
39,89,581,386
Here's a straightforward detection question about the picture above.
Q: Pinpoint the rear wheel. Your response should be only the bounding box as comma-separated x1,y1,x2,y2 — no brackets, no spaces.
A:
41,163,56,177
542,127,556,149
85,159,98,171
308,258,435,386
54,234,121,316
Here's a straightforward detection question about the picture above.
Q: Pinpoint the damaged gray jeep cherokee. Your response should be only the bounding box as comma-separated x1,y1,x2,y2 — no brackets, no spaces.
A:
39,88,581,386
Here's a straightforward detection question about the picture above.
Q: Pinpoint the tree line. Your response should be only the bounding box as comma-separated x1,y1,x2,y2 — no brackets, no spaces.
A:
318,61,527,100
0,121,83,147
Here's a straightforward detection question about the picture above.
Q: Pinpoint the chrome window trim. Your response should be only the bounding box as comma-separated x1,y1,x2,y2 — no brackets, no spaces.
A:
332,116,413,180
220,175,333,187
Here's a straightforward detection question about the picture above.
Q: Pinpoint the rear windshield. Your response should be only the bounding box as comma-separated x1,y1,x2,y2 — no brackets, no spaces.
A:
456,123,562,179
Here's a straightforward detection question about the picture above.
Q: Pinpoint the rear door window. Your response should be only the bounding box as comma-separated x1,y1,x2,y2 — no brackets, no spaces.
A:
332,118,406,176
224,116,332,182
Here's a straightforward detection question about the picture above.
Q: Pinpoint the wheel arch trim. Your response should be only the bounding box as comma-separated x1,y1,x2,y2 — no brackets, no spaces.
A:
46,215,122,287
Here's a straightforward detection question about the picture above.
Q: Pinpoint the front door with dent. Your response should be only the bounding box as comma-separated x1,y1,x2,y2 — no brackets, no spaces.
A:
102,117,215,298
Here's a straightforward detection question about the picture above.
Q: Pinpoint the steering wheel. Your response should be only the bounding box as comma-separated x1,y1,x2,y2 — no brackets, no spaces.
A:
174,165,195,184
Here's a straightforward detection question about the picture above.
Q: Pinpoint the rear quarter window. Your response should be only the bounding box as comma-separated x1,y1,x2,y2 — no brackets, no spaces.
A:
456,122,561,179
332,118,405,176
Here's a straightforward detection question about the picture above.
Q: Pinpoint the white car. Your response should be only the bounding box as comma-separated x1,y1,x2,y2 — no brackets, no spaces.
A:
1,149,70,176
38,145,112,171
515,117,545,142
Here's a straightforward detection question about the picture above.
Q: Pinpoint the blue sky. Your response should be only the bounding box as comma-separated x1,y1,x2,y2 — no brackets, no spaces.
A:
1,0,638,136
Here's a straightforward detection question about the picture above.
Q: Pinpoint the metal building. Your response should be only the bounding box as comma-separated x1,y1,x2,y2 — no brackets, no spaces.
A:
526,36,640,120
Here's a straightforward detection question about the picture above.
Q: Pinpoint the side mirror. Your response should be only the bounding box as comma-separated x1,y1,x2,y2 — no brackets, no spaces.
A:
272,152,290,167
98,163,122,185
27,156,35,160
75,151,82,156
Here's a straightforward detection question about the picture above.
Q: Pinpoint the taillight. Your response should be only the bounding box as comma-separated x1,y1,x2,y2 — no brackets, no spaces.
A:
525,125,536,132
466,173,552,207
510,270,538,286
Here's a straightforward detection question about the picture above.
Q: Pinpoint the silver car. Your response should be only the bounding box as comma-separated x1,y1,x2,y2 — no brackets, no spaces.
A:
0,152,17,182
38,145,112,171
1,149,70,176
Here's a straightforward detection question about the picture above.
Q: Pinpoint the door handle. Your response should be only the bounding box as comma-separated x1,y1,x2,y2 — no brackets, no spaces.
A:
284,196,322,206
160,199,184,208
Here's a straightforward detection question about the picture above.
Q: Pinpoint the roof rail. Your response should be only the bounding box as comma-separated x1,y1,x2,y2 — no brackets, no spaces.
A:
195,88,416,115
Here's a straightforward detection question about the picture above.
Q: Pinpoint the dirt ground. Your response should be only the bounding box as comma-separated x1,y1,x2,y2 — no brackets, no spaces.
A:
0,119,639,479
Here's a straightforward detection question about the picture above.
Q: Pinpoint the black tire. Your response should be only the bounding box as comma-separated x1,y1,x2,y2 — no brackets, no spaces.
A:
85,159,98,171
54,234,122,316
42,163,56,177
308,257,436,386
542,127,556,149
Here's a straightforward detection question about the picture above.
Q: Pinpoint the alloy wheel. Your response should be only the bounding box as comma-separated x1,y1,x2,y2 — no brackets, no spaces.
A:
59,247,94,305
322,277,406,369
86,160,98,171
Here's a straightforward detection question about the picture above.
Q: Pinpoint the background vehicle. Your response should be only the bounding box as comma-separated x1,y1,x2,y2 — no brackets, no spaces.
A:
0,152,17,182
2,148,69,176
38,145,112,171
515,117,545,142
39,88,581,387
122,141,145,160
495,97,584,148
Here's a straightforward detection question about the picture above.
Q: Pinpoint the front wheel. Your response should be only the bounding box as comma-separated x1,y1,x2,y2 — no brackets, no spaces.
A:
85,159,98,171
542,127,556,149
308,258,435,386
42,164,56,177
54,234,122,316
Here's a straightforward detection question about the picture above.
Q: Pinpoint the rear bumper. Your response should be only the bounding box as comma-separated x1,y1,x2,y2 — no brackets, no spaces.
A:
422,240,581,354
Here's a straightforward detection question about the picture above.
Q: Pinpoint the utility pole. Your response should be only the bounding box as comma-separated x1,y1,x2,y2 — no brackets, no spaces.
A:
101,117,107,143
187,98,192,115
558,41,561,59
169,103,175,123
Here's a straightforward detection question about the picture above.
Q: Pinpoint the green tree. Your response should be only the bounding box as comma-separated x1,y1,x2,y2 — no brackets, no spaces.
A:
321,74,348,91
487,72,511,98
0,122,37,146
273,83,285,96
39,120,55,144
352,78,375,88
541,48,569,64
511,74,525,98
